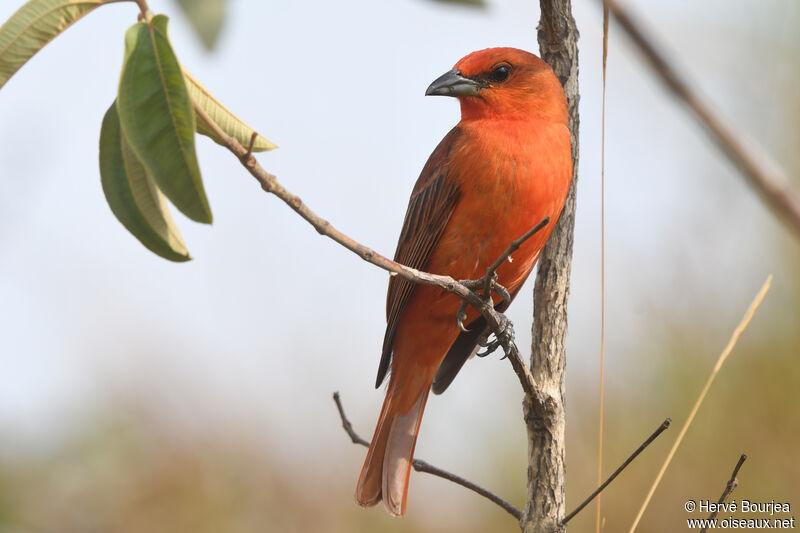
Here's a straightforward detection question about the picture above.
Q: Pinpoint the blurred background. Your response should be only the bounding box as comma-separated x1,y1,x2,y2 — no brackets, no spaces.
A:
0,0,797,531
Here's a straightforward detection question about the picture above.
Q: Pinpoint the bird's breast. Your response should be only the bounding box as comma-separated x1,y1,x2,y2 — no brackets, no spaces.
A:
428,118,572,291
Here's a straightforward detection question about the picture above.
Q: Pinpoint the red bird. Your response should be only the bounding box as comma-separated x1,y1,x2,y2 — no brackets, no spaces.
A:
355,47,572,516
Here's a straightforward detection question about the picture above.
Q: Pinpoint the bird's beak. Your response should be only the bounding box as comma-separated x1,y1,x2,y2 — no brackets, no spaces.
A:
425,69,482,97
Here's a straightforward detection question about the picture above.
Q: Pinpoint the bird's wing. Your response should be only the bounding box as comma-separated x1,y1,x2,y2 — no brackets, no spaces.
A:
374,127,463,388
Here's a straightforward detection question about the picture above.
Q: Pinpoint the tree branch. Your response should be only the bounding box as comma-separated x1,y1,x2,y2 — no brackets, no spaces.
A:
562,418,671,525
700,454,747,533
603,0,800,236
332,392,523,520
333,391,369,447
523,1,580,532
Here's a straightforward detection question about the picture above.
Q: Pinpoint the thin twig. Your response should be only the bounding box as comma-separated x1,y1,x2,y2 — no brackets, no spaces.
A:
244,131,258,161
700,454,747,533
629,276,772,532
481,218,549,301
332,392,523,520
411,459,522,520
484,217,550,285
132,0,150,17
597,2,609,530
192,101,546,414
603,0,800,236
562,418,671,525
333,391,369,447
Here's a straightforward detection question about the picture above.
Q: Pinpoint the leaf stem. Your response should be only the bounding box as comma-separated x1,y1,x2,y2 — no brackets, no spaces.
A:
132,0,150,19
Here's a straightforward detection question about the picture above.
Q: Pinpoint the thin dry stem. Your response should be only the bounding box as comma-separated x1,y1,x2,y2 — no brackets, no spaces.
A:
485,217,550,281
332,392,522,520
563,418,671,525
629,276,772,532
597,1,609,530
700,454,747,533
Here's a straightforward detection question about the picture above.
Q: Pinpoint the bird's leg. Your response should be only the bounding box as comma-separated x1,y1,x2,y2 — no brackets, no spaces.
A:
459,272,512,307
455,270,512,334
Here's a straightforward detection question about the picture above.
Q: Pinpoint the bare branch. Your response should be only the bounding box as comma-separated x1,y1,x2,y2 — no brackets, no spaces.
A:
700,454,747,533
411,459,522,520
562,418,672,525
485,217,550,291
604,0,800,236
332,391,369,447
332,392,523,520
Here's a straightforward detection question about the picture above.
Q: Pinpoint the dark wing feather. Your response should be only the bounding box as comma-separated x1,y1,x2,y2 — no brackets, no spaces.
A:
431,318,488,394
374,128,463,388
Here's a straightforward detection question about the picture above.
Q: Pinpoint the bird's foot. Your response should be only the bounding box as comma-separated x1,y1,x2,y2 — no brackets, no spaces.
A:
461,272,511,305
476,314,514,359
455,272,512,333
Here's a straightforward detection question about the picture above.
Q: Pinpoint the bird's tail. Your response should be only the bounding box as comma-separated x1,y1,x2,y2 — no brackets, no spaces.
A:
355,377,431,517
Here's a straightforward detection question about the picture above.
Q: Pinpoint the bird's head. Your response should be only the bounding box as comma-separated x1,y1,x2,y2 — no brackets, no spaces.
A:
426,47,567,124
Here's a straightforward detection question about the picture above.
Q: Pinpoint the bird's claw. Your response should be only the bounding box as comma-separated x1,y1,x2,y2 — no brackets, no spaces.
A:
455,271,513,336
456,301,470,332
476,338,501,357
495,283,511,306
476,314,514,359
483,272,511,306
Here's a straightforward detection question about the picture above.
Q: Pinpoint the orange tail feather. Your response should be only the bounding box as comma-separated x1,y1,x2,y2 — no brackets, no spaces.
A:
355,379,430,517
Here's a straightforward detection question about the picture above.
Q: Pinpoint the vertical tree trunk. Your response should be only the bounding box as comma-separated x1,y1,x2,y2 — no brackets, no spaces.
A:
523,2,579,532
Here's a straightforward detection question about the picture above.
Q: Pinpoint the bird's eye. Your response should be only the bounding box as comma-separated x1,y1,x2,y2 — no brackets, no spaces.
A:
490,64,511,83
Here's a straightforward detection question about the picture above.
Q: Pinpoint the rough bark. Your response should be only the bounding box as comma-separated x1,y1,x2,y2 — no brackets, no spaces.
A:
522,1,579,532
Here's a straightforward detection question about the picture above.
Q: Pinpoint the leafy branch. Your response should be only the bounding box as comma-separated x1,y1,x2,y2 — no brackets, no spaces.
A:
1,0,274,260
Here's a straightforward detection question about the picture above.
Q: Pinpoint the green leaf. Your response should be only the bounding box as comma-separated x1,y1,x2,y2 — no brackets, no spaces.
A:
99,102,191,262
173,0,225,51
184,69,277,152
0,0,107,89
117,14,212,224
